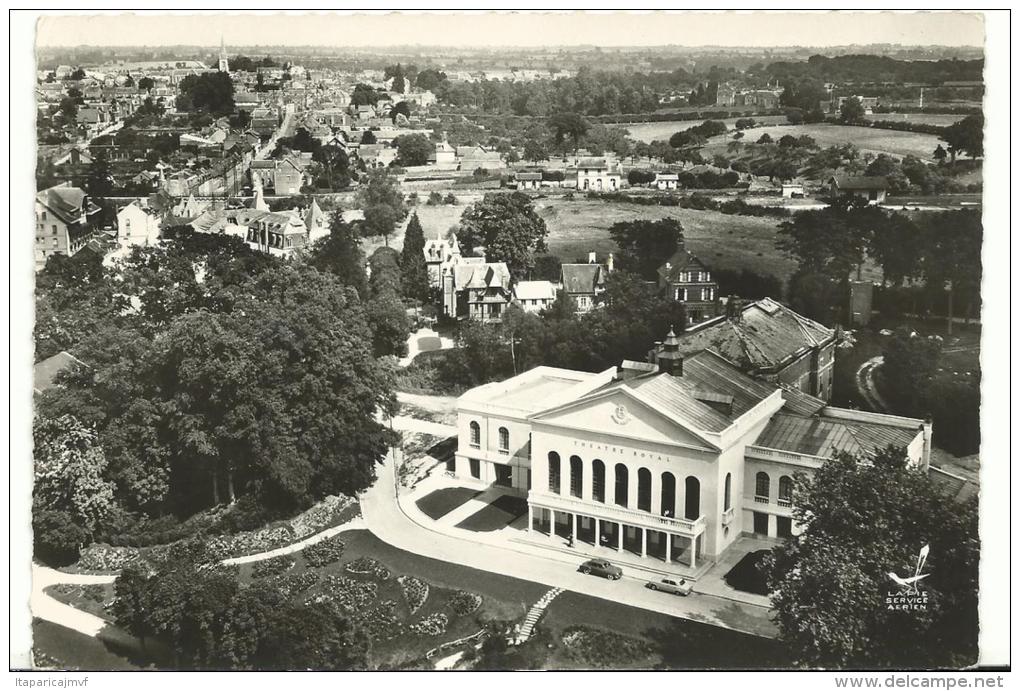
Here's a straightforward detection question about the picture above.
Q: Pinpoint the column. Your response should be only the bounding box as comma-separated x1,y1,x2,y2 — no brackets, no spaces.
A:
616,522,623,551
594,518,601,548
548,509,557,541
650,472,661,516
627,464,639,510
664,534,671,564
641,529,647,557
527,505,533,533
582,460,593,502
571,513,577,540
690,535,697,569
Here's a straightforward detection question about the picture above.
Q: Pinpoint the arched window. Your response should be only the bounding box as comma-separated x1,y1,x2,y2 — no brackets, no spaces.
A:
724,473,732,512
614,464,629,507
592,460,606,503
469,421,480,448
755,472,770,501
684,476,700,520
548,452,561,494
569,455,583,498
778,475,793,506
498,427,509,455
636,468,652,512
660,472,676,516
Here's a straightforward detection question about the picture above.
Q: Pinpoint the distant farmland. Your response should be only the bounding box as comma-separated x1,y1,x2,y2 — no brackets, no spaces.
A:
703,123,945,160
617,116,790,143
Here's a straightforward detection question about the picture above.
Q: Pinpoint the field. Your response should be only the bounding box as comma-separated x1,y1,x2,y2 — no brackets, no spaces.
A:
616,116,790,143
704,123,944,160
362,195,477,257
537,197,880,284
863,112,964,127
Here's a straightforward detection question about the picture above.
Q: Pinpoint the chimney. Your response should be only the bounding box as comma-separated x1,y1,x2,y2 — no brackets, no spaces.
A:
656,327,684,377
588,251,597,264
606,253,614,272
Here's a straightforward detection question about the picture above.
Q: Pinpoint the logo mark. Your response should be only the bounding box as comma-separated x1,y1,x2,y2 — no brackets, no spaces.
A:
611,403,629,425
887,544,930,595
885,545,931,612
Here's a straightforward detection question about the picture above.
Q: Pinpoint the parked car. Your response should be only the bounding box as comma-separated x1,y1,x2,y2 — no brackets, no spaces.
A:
646,577,693,596
578,559,622,580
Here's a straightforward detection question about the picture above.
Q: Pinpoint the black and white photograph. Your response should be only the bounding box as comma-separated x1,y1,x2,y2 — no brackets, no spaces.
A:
9,7,1011,680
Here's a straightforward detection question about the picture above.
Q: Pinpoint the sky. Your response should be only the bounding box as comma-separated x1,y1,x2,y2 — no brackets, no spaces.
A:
35,10,985,49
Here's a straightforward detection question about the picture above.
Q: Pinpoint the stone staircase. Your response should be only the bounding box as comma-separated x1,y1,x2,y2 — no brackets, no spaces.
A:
516,587,564,643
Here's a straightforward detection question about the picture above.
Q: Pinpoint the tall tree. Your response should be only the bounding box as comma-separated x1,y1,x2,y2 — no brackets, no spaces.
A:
399,212,430,302
457,192,549,276
940,114,983,161
838,96,866,124
308,211,368,297
608,218,685,280
394,133,431,167
767,447,978,668
548,112,590,152
920,209,982,335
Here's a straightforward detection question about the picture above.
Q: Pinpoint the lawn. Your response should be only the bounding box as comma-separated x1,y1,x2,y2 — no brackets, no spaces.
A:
539,591,791,670
616,115,790,143
416,335,443,352
455,495,529,532
31,619,160,671
723,550,771,597
416,487,482,520
863,112,965,127
43,583,116,622
362,197,475,257
704,123,944,160
536,197,805,283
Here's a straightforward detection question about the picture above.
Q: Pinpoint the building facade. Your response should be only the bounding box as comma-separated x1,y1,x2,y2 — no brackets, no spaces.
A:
453,332,931,573
657,249,720,324
35,183,101,271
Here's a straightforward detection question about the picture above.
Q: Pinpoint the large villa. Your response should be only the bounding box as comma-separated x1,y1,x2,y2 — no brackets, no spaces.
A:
451,303,932,574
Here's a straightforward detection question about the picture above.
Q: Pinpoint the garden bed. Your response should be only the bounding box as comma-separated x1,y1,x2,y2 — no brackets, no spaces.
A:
43,583,116,621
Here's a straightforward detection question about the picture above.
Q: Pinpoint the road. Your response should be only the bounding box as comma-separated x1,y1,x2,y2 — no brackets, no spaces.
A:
361,424,778,639
855,355,891,412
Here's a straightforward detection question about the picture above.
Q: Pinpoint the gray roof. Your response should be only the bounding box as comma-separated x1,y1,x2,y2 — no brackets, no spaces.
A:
754,412,920,458
658,250,711,283
830,175,889,191
34,351,86,394
560,263,605,294
677,298,835,373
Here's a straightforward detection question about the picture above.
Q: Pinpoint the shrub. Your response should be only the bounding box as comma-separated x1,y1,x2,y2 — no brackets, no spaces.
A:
321,575,379,612
397,575,429,613
447,591,483,616
287,495,357,538
302,535,346,568
409,612,449,637
560,626,654,668
345,557,391,580
251,555,296,579
356,600,403,641
76,543,141,572
273,571,320,598
34,510,88,567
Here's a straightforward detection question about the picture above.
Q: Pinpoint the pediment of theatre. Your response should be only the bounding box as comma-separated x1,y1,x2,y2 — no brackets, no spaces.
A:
530,388,718,451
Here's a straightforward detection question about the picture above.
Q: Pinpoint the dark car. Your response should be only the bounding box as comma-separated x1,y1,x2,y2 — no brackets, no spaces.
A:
579,559,623,580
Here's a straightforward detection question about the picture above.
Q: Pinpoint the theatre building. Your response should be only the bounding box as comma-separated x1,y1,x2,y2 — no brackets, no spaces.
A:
453,328,931,573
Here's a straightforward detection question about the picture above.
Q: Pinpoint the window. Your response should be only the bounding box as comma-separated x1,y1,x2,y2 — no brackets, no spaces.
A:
469,421,480,448
778,475,793,507
41,211,47,220
637,468,651,512
755,472,770,502
660,472,676,516
498,427,509,455
614,464,628,507
51,225,57,234
569,455,583,498
684,476,701,520
724,472,732,512
548,452,561,494
592,460,605,503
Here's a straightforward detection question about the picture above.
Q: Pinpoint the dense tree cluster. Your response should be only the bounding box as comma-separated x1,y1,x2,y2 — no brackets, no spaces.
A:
35,230,398,556
177,71,235,117
767,446,978,668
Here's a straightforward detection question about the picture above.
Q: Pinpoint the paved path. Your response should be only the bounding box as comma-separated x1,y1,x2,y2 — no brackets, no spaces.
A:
222,517,365,565
359,451,778,639
399,328,456,367
31,565,117,638
517,587,563,642
856,355,891,412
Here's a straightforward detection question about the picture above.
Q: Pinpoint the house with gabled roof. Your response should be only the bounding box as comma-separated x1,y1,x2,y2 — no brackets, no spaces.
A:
34,183,102,271
442,260,512,322
657,248,720,325
827,175,888,204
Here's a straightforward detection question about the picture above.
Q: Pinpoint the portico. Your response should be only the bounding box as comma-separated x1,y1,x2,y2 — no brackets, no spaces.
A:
527,496,705,568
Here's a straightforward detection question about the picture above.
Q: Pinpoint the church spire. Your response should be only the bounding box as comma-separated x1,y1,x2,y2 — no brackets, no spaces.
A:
218,36,229,73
